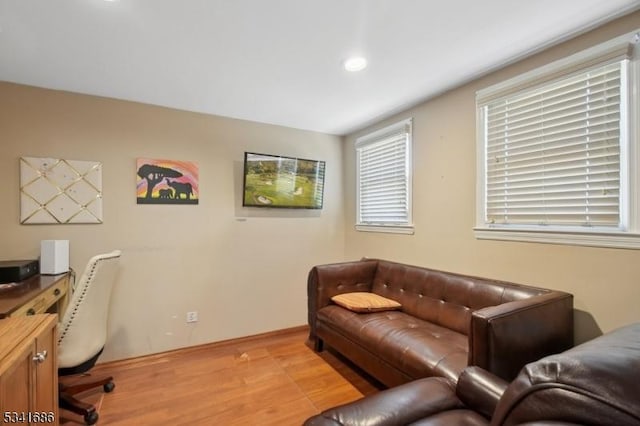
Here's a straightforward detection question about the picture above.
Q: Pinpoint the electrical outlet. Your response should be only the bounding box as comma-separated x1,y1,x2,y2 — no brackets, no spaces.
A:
186,311,198,323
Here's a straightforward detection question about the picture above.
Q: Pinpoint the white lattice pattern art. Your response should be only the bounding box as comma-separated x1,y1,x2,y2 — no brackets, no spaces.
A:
20,157,103,224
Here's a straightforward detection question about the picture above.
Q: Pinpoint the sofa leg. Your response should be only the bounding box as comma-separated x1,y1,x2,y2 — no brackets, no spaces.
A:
314,338,324,352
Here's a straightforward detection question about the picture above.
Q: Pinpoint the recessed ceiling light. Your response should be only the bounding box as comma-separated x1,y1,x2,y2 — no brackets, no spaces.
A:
344,56,368,72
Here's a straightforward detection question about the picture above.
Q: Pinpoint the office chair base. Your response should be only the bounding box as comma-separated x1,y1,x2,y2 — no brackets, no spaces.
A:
59,391,99,425
59,374,114,425
84,411,99,426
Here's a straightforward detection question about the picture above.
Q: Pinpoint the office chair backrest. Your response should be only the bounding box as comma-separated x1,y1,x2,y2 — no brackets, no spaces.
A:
58,250,121,370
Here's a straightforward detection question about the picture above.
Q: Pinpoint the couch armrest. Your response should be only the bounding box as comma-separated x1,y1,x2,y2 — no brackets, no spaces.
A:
469,291,573,381
307,260,378,342
456,366,509,418
303,377,460,426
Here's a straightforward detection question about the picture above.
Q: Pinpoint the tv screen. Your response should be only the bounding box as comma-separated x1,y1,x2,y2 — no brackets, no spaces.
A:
242,152,325,209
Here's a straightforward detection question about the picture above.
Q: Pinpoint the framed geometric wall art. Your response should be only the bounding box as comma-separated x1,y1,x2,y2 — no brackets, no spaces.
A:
20,156,103,224
136,158,199,204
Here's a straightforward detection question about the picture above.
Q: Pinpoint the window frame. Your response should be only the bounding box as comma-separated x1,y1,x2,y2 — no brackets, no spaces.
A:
475,30,640,249
355,118,414,234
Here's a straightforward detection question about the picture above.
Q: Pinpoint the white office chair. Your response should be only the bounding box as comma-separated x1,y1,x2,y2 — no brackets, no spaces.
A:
57,250,121,425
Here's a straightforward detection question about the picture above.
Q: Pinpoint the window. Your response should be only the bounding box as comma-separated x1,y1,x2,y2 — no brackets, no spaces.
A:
356,118,413,234
476,31,640,249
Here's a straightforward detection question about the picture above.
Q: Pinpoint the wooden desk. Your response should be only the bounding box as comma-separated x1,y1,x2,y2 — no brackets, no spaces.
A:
0,273,70,319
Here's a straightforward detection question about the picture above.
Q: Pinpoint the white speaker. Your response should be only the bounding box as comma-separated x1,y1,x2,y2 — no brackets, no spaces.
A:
40,240,69,275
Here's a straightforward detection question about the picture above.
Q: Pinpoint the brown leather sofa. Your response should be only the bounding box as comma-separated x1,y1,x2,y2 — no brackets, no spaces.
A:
308,259,573,386
304,322,640,426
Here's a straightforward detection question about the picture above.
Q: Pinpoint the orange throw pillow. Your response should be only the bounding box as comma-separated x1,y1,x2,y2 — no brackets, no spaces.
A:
331,292,401,313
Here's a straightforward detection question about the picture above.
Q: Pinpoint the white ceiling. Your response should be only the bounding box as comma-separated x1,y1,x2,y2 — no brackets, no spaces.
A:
1,1,639,135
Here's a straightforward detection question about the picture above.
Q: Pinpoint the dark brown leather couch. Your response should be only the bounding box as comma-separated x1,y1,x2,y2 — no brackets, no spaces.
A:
308,259,573,386
304,322,640,426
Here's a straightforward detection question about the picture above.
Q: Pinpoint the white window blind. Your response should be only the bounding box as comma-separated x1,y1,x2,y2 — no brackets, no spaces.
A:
483,61,623,228
356,119,412,232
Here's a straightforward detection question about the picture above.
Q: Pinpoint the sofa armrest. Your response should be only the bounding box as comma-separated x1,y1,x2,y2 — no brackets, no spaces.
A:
303,377,460,426
456,366,509,418
469,291,573,381
307,260,378,342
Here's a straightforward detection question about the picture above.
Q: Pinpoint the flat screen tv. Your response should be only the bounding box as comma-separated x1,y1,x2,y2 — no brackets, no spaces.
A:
242,152,326,209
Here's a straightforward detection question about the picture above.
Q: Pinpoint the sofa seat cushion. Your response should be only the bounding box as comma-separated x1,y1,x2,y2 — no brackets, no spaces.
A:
317,305,468,382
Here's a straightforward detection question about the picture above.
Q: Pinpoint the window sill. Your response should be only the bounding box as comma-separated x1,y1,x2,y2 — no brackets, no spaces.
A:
474,227,640,250
356,224,414,235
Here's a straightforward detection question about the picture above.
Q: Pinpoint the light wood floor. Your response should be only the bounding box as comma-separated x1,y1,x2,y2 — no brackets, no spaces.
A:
60,326,382,425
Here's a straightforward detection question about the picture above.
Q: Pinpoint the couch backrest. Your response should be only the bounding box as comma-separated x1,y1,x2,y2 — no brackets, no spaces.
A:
491,323,640,426
371,259,546,335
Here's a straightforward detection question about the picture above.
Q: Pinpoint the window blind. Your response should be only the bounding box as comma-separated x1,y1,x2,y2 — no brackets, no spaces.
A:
484,61,623,227
357,122,411,225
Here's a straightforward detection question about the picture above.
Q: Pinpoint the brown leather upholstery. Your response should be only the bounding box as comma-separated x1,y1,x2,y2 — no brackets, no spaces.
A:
308,259,574,386
304,322,640,426
304,369,497,426
303,377,466,426
492,322,640,425
317,307,468,383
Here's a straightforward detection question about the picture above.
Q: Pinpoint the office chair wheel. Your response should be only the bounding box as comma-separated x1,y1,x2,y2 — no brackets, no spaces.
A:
84,411,99,425
104,381,115,393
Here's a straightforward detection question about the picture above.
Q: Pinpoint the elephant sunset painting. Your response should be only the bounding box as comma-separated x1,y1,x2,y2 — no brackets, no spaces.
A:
136,158,199,204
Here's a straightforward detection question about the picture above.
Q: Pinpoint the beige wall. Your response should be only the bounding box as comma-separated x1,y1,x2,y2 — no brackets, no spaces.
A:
0,83,345,362
344,11,640,344
2,11,639,363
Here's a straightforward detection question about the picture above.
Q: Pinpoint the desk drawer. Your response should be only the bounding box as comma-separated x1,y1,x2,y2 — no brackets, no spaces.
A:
11,278,68,317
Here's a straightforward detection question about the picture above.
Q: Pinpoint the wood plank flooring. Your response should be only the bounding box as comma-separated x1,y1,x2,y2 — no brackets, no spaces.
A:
60,326,383,425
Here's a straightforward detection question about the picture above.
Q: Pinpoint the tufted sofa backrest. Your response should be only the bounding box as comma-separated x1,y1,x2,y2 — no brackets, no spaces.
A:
371,259,546,335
